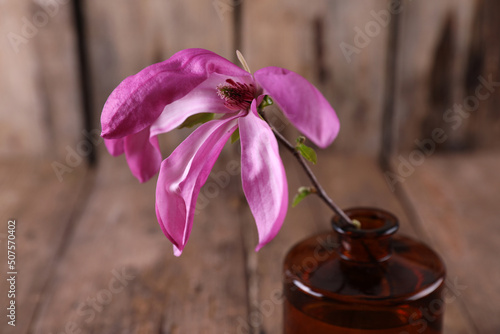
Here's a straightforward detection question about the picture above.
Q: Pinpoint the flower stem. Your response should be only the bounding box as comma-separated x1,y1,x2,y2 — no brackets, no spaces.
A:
258,110,354,228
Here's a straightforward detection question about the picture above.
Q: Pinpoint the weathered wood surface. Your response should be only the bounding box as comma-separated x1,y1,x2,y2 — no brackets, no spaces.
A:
0,159,89,334
243,0,391,154
27,153,248,334
394,0,500,152
398,152,500,334
3,153,498,333
0,0,82,159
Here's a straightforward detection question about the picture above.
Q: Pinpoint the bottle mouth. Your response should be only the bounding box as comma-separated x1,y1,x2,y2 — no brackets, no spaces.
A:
331,207,399,238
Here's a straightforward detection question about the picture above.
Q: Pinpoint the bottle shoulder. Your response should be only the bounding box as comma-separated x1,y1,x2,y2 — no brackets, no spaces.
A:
283,232,446,303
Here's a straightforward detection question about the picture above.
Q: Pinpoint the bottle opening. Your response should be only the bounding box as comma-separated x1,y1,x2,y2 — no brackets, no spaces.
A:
332,207,399,238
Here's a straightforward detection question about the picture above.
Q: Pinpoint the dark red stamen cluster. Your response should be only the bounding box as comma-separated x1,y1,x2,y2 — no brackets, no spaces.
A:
217,79,256,111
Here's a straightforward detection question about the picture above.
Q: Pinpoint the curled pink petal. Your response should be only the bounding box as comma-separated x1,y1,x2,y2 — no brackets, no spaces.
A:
155,117,238,256
124,127,162,183
104,138,124,156
104,131,160,182
101,48,249,139
150,74,235,137
239,101,288,251
254,66,339,148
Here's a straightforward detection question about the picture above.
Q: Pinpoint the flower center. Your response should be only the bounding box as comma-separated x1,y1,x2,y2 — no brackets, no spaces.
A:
217,79,256,111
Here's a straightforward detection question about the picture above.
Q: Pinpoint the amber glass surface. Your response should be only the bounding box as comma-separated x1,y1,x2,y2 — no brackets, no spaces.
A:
283,208,446,334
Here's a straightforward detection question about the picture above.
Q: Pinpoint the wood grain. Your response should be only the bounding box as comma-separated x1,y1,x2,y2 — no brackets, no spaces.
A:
392,0,489,152
31,153,248,334
400,152,500,333
322,1,392,155
464,0,500,149
243,0,391,155
0,0,83,158
0,160,89,334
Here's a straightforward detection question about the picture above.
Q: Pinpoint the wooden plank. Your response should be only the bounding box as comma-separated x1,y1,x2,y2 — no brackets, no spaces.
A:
0,1,48,157
400,152,500,333
242,0,391,154
242,0,327,79
242,153,475,333
393,0,486,152
31,153,248,333
0,0,83,158
32,0,84,159
323,1,393,155
156,0,235,58
464,0,500,149
0,160,89,334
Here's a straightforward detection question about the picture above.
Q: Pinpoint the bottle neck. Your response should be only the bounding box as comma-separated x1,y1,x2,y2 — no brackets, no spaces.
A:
332,208,399,263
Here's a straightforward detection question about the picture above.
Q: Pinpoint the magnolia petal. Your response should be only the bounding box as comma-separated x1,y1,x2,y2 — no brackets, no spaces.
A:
101,48,249,139
104,130,160,182
123,127,162,183
104,138,125,156
254,66,339,148
239,101,288,251
150,74,235,137
155,117,238,256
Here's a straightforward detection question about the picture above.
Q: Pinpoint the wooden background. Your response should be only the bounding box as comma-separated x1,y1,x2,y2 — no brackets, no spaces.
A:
1,0,499,333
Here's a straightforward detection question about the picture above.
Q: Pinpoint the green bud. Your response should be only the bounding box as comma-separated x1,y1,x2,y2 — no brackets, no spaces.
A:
258,95,274,109
296,136,306,145
351,219,362,229
296,143,317,165
292,186,314,207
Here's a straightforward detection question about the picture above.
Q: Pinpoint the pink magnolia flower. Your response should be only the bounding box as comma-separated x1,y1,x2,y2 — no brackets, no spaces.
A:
101,48,339,255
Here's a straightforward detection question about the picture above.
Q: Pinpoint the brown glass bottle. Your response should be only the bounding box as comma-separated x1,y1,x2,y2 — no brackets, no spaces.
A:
283,208,445,334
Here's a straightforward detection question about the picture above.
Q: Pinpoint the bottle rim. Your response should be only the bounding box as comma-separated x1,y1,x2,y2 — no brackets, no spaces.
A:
331,207,399,238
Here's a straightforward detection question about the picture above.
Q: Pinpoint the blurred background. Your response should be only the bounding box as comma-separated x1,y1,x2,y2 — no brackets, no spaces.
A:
1,0,499,333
